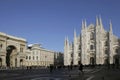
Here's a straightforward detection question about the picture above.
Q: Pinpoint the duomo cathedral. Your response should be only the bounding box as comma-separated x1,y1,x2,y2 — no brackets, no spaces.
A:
64,17,120,66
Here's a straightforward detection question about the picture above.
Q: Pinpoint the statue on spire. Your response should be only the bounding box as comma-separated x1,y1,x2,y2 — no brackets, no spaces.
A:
99,15,103,29
82,20,85,30
109,20,113,34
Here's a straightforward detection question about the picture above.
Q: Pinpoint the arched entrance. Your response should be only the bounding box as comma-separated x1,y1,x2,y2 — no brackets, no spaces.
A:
115,58,119,65
104,58,109,65
20,59,23,67
114,55,119,68
90,57,95,65
6,45,17,67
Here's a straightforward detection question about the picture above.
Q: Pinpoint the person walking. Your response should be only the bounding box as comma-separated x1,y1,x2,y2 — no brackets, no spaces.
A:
78,62,83,75
78,61,84,80
50,64,53,73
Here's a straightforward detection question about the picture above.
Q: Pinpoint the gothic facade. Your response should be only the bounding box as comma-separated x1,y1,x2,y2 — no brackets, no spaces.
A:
64,17,120,66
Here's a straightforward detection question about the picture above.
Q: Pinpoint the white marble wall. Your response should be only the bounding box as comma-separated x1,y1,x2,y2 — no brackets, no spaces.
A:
64,17,120,65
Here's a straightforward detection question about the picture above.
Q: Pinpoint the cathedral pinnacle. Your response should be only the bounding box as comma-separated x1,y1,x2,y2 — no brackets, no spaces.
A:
82,19,87,30
84,19,87,28
64,37,67,45
96,16,99,26
82,20,85,29
109,20,113,34
74,29,77,39
66,37,69,44
99,15,103,29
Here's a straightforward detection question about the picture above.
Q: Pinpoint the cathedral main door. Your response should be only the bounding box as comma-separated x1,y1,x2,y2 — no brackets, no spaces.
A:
90,57,95,65
115,57,119,68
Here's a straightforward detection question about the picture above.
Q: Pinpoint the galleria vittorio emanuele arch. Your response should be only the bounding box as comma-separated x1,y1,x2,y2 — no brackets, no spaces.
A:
0,32,27,67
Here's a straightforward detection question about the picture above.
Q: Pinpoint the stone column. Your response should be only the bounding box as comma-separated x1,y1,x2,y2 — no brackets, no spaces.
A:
2,56,6,67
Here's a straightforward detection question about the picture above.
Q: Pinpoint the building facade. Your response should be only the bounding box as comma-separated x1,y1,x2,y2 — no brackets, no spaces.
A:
64,17,120,66
54,52,64,66
0,32,63,68
0,32,27,67
25,44,54,67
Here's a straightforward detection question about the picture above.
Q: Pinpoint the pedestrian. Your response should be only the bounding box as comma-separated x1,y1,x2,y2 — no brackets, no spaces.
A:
50,64,53,73
70,64,73,70
78,62,83,75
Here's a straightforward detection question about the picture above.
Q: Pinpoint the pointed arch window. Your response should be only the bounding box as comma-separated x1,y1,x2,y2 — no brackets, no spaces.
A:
105,41,108,46
90,45,94,50
105,49,108,54
79,45,81,50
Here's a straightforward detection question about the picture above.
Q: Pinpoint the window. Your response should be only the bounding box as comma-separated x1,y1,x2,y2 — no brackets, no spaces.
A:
33,56,34,60
29,56,31,60
0,44,2,48
90,45,94,50
78,52,81,57
105,41,108,46
36,56,38,60
105,50,108,54
26,56,27,59
20,48,23,52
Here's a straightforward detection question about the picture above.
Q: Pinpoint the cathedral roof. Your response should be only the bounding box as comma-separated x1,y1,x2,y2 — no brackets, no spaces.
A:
87,24,94,29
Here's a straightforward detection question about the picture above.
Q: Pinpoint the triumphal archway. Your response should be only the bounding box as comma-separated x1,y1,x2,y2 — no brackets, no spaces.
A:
0,32,27,67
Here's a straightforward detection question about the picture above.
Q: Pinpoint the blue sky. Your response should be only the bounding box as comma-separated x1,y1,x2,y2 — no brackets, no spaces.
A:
0,0,120,52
